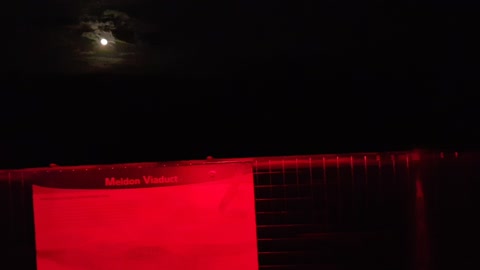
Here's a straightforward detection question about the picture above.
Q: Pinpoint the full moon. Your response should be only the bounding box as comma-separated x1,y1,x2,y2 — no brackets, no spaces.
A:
100,38,108,46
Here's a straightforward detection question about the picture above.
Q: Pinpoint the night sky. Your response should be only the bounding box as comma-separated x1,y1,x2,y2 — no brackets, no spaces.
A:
4,0,477,168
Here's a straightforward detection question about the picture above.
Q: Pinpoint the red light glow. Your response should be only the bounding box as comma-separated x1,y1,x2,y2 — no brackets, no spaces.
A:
32,164,258,270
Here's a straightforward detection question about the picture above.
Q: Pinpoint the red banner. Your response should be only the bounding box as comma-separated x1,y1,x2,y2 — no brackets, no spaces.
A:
33,163,258,270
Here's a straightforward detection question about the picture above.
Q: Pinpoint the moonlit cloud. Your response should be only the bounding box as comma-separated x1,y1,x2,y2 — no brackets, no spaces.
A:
81,29,116,44
74,9,138,70
13,2,177,74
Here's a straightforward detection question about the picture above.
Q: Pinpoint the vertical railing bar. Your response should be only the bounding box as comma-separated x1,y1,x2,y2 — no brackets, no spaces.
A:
322,157,328,227
336,156,341,226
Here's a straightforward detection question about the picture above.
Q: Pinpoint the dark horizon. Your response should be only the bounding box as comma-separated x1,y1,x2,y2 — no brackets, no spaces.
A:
4,0,477,169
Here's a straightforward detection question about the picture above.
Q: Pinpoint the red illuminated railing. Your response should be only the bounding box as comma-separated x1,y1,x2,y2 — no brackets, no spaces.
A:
0,150,473,270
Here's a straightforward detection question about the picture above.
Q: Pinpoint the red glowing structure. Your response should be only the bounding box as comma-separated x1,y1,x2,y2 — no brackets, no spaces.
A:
0,150,476,270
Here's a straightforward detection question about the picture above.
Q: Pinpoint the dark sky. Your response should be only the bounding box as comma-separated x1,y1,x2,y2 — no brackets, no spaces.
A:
3,0,477,168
